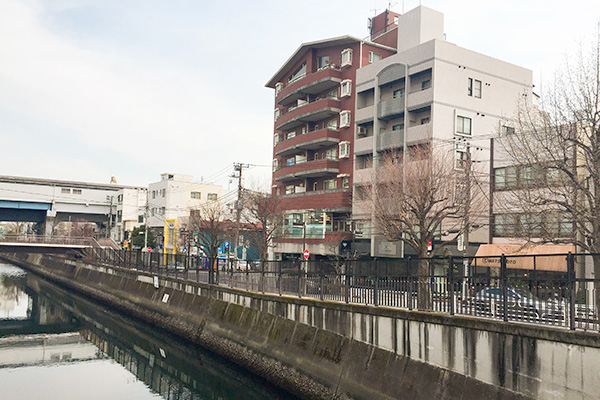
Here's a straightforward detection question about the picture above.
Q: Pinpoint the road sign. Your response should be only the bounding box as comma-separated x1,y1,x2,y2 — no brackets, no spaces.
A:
457,234,464,252
303,249,309,260
146,247,152,252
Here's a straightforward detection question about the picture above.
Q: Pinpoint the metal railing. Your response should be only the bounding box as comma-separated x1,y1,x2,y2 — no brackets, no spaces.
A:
85,249,600,332
0,234,93,246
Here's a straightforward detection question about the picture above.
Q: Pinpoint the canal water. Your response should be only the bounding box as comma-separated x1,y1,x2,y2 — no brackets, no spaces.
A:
0,261,297,400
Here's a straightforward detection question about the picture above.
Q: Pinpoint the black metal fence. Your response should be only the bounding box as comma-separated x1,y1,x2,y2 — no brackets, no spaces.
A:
88,249,600,332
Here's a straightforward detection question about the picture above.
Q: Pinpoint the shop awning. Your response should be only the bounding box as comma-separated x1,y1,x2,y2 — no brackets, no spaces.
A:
473,244,575,272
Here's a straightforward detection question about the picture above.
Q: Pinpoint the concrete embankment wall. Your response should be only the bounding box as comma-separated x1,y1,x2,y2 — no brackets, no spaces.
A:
4,253,600,400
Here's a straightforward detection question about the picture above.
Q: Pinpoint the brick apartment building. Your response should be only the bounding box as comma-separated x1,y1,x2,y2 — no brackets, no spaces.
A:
265,14,398,261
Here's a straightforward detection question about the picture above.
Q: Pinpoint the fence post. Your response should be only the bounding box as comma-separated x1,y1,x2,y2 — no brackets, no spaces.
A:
408,257,413,311
261,261,265,294
345,260,350,304
297,264,302,298
278,261,282,296
448,256,455,315
373,258,379,307
501,254,508,322
567,252,576,330
319,259,324,301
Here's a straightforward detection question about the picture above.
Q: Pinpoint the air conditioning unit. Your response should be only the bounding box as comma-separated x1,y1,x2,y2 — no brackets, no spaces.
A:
357,126,367,137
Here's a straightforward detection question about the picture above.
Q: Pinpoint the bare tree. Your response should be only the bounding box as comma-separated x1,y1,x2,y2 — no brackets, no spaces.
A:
498,35,600,304
187,202,233,262
371,145,485,309
243,189,284,268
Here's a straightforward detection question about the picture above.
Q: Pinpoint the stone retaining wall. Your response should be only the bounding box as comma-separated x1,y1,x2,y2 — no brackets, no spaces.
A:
4,253,600,400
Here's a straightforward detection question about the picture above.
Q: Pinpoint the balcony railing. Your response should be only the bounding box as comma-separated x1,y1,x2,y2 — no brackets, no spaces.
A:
276,65,342,106
273,158,339,182
275,127,340,156
276,98,341,131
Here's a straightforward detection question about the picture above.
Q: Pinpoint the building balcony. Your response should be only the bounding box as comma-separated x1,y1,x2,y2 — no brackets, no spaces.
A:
406,123,433,144
377,130,403,151
355,104,374,124
279,188,352,212
407,86,433,110
277,66,343,107
274,128,340,157
354,136,373,155
276,98,341,131
378,96,405,120
273,158,339,182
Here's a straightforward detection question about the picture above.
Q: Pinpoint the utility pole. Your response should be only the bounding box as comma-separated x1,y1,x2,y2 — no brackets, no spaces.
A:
232,163,249,262
106,195,114,239
144,189,149,250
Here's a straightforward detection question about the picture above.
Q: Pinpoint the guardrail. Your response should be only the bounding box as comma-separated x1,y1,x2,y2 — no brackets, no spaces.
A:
0,234,94,246
85,249,600,332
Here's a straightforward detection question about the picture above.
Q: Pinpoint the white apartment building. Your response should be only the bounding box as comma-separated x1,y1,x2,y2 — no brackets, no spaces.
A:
147,173,222,232
352,6,533,258
114,186,147,243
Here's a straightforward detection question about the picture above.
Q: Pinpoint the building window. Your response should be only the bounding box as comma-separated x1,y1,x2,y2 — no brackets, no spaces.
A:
191,192,201,199
160,207,166,215
207,193,218,201
505,166,517,188
341,48,353,67
392,124,404,131
340,79,352,97
356,154,373,170
286,157,296,166
318,55,330,69
117,210,122,223
455,148,469,170
421,117,430,124
275,82,284,95
274,134,280,146
368,51,382,63
274,108,281,120
393,88,405,98
456,116,472,135
421,79,431,90
502,125,515,135
152,190,156,199
73,189,82,195
339,110,351,128
285,185,294,195
313,182,318,191
286,131,296,140
138,215,144,223
273,159,279,172
289,62,306,83
61,188,70,194
325,147,337,160
339,141,350,158
324,179,337,190
326,118,338,129
161,189,166,197
494,168,506,190
342,176,350,189
468,78,482,98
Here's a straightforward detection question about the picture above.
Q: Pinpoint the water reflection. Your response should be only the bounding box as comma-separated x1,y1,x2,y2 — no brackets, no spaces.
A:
0,263,295,400
0,263,29,319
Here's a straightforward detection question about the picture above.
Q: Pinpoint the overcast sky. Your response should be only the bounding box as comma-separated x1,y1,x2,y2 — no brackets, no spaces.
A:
1,0,598,191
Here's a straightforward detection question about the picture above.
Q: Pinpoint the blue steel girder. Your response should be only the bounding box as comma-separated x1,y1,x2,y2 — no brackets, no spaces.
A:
0,200,51,223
